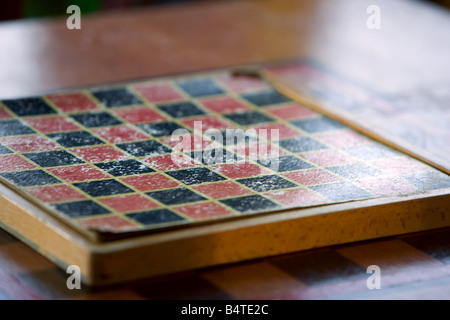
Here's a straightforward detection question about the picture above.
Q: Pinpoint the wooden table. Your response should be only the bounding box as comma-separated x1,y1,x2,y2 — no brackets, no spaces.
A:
0,0,449,299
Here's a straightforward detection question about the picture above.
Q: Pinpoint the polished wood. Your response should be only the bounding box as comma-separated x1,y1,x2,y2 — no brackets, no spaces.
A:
0,0,449,100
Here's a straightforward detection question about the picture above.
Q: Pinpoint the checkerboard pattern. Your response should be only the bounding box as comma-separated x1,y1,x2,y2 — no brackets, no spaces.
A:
266,60,450,173
1,69,449,234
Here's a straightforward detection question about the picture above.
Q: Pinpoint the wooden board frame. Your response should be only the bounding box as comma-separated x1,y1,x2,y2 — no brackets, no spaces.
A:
1,181,449,286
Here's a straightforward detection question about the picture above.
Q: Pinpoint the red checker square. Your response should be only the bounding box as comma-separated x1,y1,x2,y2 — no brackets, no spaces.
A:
211,163,271,179
0,108,12,119
174,202,234,220
46,92,99,113
369,157,430,175
234,142,288,159
283,169,342,186
69,146,130,163
315,130,370,148
192,181,254,199
355,176,417,196
92,125,149,144
113,107,167,124
78,216,137,232
99,194,159,213
120,173,181,192
266,103,318,120
254,123,302,139
142,154,197,171
181,116,234,131
160,134,212,150
265,188,328,207
0,155,36,172
48,165,109,182
133,83,184,103
218,74,269,93
25,185,86,203
24,116,80,133
0,135,60,153
199,97,251,114
299,150,357,167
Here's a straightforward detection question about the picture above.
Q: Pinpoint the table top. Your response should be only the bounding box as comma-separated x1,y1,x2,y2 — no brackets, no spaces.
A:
0,225,448,300
0,0,449,300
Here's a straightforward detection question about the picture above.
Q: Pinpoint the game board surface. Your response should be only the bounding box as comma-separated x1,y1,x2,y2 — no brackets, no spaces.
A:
267,60,450,173
1,64,449,237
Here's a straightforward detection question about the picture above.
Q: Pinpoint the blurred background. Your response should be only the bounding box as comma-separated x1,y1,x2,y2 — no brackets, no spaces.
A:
0,0,199,21
0,0,448,22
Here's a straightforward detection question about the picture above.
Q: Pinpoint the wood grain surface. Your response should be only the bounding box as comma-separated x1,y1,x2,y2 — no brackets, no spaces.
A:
0,0,449,298
0,225,449,299
1,0,449,99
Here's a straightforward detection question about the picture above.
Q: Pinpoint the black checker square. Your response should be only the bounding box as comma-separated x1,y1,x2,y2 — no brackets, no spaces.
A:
95,160,155,177
224,111,274,126
220,195,280,213
158,102,205,118
137,122,186,137
327,163,383,180
0,170,60,187
91,88,143,108
309,182,372,202
166,167,226,185
401,171,450,191
48,131,105,148
291,117,346,133
71,112,123,128
176,78,224,97
24,150,85,167
117,140,171,157
204,129,259,146
0,120,36,137
147,188,206,205
344,144,400,161
189,149,241,165
0,144,12,154
236,175,297,192
258,156,313,172
53,200,110,218
242,90,290,107
2,97,56,116
74,179,134,197
279,137,328,153
127,209,185,226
